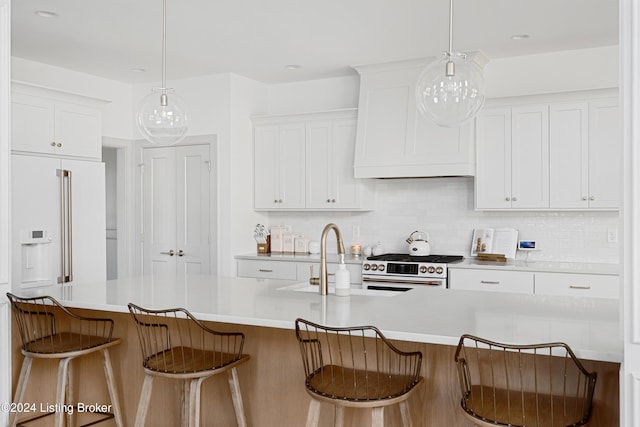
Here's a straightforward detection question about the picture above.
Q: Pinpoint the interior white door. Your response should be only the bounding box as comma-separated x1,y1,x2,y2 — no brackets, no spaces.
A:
143,145,210,278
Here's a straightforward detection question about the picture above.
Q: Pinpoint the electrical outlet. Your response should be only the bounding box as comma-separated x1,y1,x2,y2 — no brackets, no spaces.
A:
607,228,618,243
352,225,360,238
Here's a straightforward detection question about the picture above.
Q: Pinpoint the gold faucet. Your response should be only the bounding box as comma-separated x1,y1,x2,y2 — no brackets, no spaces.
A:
309,223,345,295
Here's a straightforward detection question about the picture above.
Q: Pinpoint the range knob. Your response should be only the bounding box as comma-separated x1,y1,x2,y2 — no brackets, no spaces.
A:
378,264,385,272
419,266,428,274
427,266,436,274
435,266,444,274
363,264,371,271
371,264,378,271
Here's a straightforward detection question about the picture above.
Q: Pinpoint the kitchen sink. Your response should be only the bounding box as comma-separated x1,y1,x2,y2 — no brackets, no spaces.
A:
277,282,408,297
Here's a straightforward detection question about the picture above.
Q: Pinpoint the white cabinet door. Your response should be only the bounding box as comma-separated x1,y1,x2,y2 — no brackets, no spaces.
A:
476,108,512,209
11,90,102,160
588,98,620,209
549,102,589,209
254,124,305,209
475,105,548,209
143,145,211,278
331,118,364,209
511,105,549,208
306,121,332,209
448,268,535,294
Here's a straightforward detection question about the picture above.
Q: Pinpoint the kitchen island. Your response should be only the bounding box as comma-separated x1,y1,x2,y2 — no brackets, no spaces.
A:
10,276,621,426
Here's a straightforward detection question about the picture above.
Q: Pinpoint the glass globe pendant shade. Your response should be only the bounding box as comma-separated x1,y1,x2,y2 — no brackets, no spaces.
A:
416,52,486,127
136,88,189,145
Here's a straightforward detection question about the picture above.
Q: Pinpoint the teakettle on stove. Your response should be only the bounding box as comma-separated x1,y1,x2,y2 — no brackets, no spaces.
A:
406,231,431,256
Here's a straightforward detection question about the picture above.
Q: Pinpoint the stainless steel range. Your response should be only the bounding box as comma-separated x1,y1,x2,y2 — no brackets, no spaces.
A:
362,254,464,291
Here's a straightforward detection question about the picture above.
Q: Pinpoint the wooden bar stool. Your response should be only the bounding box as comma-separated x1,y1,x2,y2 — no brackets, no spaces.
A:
454,334,597,427
7,292,124,427
294,318,423,427
127,303,250,427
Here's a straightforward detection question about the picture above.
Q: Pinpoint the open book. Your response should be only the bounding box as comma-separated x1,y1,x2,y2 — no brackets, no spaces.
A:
470,228,518,259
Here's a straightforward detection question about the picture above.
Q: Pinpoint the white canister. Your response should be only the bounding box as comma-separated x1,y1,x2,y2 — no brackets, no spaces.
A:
335,263,351,296
308,241,320,254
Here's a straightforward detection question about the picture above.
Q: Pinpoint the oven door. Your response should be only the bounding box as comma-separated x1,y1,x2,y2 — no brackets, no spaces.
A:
362,275,446,292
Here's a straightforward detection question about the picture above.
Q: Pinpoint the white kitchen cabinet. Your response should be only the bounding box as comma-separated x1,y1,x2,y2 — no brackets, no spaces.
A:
475,105,549,209
352,58,477,178
448,268,534,294
535,272,618,299
11,83,106,160
549,98,620,209
236,259,298,280
253,109,373,211
476,91,619,211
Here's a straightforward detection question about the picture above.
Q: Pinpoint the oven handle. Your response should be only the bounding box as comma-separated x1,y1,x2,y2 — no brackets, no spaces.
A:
362,277,443,286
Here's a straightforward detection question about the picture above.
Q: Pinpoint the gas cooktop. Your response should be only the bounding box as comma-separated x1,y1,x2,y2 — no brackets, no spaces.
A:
366,253,464,263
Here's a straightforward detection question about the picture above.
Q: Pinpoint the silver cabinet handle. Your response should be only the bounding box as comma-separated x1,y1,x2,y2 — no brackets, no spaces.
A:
160,250,175,256
258,269,273,273
57,143,62,148
582,196,588,201
569,285,591,290
512,197,518,202
505,197,510,201
589,196,595,201
480,280,500,284
56,169,73,283
51,141,56,147
177,250,184,257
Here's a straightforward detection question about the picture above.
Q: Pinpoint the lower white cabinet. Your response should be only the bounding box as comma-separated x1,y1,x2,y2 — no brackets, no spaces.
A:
448,269,534,294
236,260,298,280
535,272,618,299
449,268,618,299
236,259,362,285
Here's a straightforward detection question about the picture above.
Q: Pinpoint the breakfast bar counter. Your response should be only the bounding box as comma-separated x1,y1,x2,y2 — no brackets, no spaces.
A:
10,275,622,426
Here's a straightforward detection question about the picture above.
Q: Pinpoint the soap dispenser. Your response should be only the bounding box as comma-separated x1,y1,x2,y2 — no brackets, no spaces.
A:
335,258,351,297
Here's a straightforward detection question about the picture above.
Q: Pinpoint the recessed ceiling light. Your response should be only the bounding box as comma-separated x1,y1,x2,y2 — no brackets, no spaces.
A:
510,34,530,40
285,64,301,70
34,10,59,18
131,68,147,73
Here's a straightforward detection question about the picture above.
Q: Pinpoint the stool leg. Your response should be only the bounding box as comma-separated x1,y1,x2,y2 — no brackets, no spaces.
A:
188,377,206,427
135,374,154,427
371,407,384,427
55,358,72,427
334,406,345,427
305,399,321,427
227,367,247,427
101,348,124,427
181,380,189,426
9,356,33,427
66,361,75,427
399,401,412,427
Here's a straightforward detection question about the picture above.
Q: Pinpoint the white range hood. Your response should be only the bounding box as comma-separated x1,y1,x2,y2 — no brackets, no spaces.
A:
352,55,488,179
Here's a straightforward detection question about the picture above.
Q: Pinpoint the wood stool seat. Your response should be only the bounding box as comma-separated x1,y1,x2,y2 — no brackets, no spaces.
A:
7,292,124,427
128,303,250,427
295,318,423,427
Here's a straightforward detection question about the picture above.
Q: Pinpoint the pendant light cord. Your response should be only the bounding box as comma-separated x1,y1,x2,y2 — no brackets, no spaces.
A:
162,0,167,90
448,0,453,56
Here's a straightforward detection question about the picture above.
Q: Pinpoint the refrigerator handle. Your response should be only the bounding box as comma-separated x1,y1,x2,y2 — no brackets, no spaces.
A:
56,169,73,283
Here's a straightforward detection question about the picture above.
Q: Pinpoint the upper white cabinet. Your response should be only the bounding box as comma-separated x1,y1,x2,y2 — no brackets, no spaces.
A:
352,58,480,178
476,90,619,211
476,105,549,209
549,98,620,209
253,109,374,211
11,82,107,160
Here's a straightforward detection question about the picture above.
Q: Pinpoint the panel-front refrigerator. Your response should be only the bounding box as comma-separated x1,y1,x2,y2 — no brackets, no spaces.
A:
11,154,106,290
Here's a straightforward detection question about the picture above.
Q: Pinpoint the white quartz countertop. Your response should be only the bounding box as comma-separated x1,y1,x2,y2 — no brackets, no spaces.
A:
235,252,365,264
21,275,622,363
450,259,619,275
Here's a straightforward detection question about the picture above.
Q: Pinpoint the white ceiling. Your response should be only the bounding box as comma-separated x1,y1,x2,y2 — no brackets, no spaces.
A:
11,0,619,85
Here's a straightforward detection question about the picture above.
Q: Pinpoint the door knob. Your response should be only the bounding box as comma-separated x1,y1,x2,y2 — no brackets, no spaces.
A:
177,250,184,257
161,249,175,256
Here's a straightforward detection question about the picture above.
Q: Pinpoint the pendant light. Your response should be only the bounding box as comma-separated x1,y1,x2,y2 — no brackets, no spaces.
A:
415,0,485,127
136,0,189,145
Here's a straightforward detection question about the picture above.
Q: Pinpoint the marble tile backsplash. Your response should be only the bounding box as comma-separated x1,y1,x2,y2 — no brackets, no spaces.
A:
267,177,620,264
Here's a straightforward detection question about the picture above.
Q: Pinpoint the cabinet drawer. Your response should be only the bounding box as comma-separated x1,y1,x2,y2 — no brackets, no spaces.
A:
448,269,534,294
236,260,297,280
535,273,618,299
